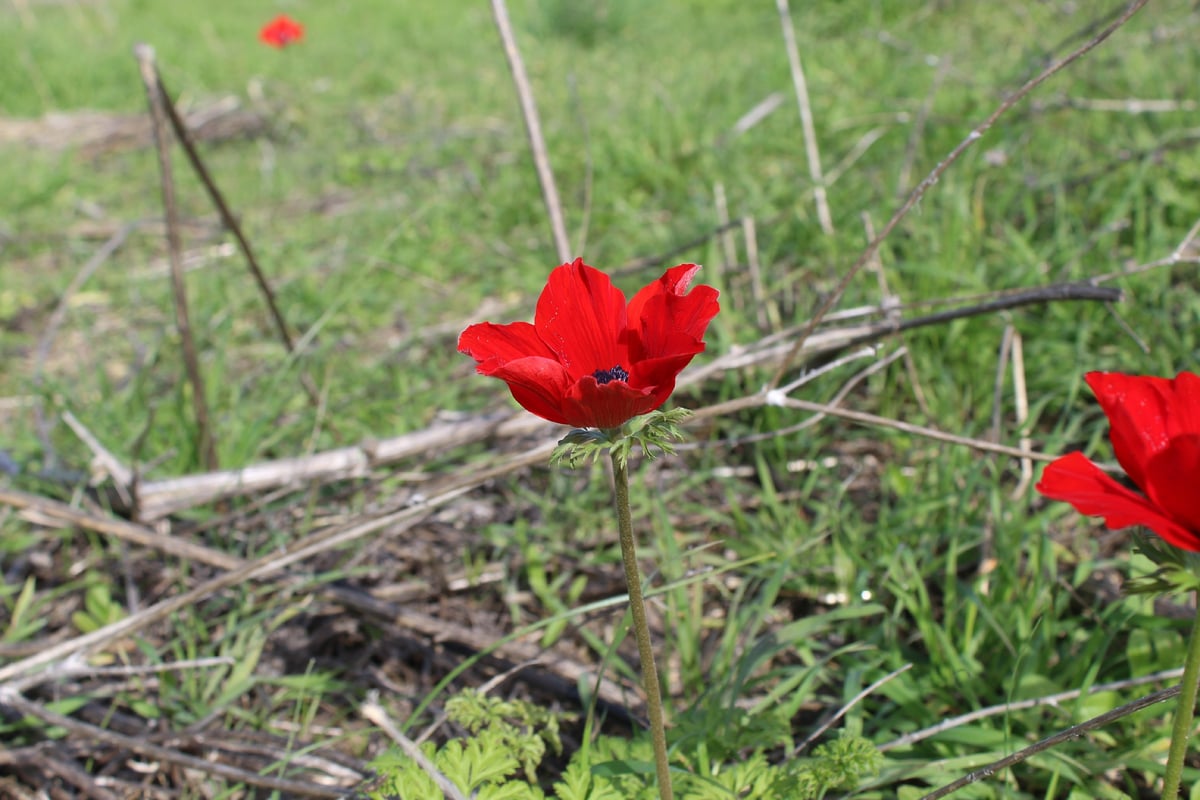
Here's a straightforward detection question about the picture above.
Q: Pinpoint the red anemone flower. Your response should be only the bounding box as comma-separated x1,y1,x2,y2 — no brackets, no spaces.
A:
458,258,719,429
1036,371,1200,552
259,14,304,48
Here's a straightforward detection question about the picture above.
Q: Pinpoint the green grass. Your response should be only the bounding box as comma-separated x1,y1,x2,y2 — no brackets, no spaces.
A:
3,0,1200,796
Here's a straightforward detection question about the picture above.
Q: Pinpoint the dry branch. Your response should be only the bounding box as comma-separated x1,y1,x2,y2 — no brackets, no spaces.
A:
0,443,641,714
134,43,218,471
48,281,1119,520
767,0,1149,390
775,0,834,234
142,54,328,415
490,0,572,264
0,689,349,798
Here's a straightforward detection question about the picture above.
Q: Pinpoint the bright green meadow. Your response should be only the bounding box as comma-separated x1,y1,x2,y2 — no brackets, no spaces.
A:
2,0,1200,797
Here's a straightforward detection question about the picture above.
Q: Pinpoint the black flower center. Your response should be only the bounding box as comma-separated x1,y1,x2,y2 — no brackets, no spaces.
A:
592,365,629,385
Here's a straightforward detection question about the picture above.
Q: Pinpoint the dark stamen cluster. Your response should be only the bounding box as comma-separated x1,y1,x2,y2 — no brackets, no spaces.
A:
592,365,630,385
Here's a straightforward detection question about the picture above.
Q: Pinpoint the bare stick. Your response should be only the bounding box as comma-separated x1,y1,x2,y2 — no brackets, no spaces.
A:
567,74,594,258
0,442,556,686
148,58,323,411
0,689,346,798
775,0,833,234
33,224,134,381
0,486,241,571
5,654,234,695
767,0,1149,391
62,410,134,506
689,281,1123,387
790,663,912,757
363,695,468,800
490,0,571,264
32,224,135,464
862,212,930,415
918,684,1181,800
0,476,634,710
896,56,951,200
883,666,1185,753
712,182,738,314
691,392,1060,465
1093,211,1200,283
0,500,432,686
743,216,771,330
134,43,218,471
727,92,785,141
1009,330,1032,498
20,280,1117,520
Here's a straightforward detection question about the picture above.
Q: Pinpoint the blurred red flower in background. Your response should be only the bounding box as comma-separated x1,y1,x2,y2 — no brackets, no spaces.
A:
259,14,304,48
1036,371,1200,552
458,258,719,429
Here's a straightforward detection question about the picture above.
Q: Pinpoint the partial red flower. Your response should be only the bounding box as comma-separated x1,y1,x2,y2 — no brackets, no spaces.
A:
259,14,304,48
458,258,719,429
1036,371,1200,552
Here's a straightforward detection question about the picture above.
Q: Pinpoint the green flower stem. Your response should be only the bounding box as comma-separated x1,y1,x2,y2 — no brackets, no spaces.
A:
1163,592,1200,798
610,449,673,800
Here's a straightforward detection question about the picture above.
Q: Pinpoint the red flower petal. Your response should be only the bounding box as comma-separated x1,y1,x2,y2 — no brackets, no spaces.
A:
1036,451,1200,552
1087,372,1171,490
628,353,695,404
458,322,570,423
625,263,719,361
490,357,573,425
458,321,556,375
1140,434,1200,538
535,259,628,380
562,376,661,429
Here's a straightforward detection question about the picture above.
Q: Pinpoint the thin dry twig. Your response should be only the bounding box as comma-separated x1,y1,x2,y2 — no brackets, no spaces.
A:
727,91,785,141
0,439,637,707
690,387,1072,466
363,695,468,800
30,280,1118,520
0,485,238,570
896,56,951,199
743,216,772,331
567,73,594,258
4,653,235,695
33,224,134,384
1040,95,1200,114
1092,210,1200,283
30,223,135,469
918,684,1181,800
0,492,440,686
691,346,907,449
148,56,324,411
883,666,1185,753
790,663,912,757
133,43,218,471
61,410,134,507
689,282,1122,387
766,396,1057,463
0,689,347,798
775,0,834,234
712,183,738,314
767,0,1149,391
1009,330,1032,498
490,0,571,264
416,658,548,745
862,212,930,416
